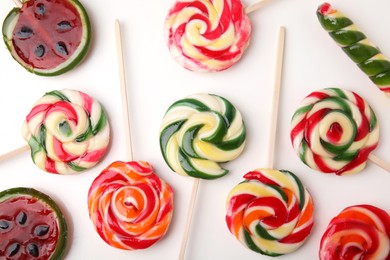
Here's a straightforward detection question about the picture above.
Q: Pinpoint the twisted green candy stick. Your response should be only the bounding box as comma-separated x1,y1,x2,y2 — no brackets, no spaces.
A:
159,93,246,180
317,2,390,97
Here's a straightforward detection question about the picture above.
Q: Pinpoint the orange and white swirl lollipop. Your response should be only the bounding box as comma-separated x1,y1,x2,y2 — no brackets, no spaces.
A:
320,204,390,260
165,0,251,72
88,161,173,250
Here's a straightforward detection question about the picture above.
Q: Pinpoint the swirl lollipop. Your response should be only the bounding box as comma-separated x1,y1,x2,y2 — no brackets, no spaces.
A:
226,27,314,256
290,88,390,175
87,21,174,250
0,89,110,174
159,92,246,259
164,0,273,72
320,204,390,259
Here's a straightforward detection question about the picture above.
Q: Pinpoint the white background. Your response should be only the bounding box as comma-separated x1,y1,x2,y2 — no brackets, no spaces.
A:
1,0,390,259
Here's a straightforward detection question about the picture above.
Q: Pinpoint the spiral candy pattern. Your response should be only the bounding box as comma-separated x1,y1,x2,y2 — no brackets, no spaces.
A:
320,204,390,260
88,161,174,250
317,2,390,97
22,89,110,174
290,88,379,175
165,0,251,72
159,93,246,180
226,169,314,256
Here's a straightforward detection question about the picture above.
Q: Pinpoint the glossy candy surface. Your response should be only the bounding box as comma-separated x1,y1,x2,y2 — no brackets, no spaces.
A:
320,204,390,260
0,187,67,259
165,0,251,72
88,161,174,250
22,89,110,174
2,0,91,76
226,169,314,256
317,2,390,97
290,88,379,175
159,93,246,179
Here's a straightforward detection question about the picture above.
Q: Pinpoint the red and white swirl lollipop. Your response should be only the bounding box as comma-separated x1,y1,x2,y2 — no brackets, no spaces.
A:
87,21,174,250
320,204,390,260
0,89,110,174
164,0,273,72
290,88,390,175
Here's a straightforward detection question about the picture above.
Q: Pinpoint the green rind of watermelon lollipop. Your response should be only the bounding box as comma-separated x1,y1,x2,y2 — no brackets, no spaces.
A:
2,0,91,76
0,187,68,259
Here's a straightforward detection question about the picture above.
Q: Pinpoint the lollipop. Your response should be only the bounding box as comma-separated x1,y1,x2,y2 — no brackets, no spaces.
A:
21,89,110,174
290,88,388,175
164,0,273,72
87,21,174,250
317,2,390,98
0,187,68,259
0,89,110,174
226,27,314,256
320,204,390,259
2,0,91,76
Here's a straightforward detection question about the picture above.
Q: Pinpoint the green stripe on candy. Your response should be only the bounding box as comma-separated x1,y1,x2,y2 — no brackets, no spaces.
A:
334,150,358,162
169,98,209,113
292,104,312,121
359,59,390,76
45,90,71,102
214,126,246,151
370,71,390,86
92,108,107,136
68,162,86,172
200,112,227,144
316,13,353,32
280,170,306,210
243,230,282,257
160,120,186,170
178,148,228,179
329,29,366,47
181,125,202,159
75,118,92,142
342,43,380,64
369,107,377,131
255,224,278,241
299,141,308,165
216,95,235,124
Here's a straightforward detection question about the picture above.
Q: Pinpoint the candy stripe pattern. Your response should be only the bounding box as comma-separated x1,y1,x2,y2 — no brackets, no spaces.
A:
22,89,110,174
226,169,314,256
159,93,246,179
290,88,379,175
320,204,390,260
317,2,390,97
165,0,251,72
88,161,174,250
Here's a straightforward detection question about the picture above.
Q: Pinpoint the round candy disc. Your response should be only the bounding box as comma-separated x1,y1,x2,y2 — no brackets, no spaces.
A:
0,187,68,259
88,161,174,250
22,89,110,174
164,0,251,72
226,169,314,256
320,204,390,260
159,93,246,179
290,88,379,175
2,0,91,76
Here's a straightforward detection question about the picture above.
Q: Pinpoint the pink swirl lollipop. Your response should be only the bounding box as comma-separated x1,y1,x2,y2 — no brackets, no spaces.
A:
164,0,251,72
88,161,174,250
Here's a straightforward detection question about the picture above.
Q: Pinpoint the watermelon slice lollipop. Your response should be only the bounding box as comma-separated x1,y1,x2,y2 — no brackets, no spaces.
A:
2,0,91,76
0,187,68,259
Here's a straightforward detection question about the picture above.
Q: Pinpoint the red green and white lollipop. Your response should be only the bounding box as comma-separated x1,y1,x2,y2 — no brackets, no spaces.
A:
0,187,68,259
2,0,91,76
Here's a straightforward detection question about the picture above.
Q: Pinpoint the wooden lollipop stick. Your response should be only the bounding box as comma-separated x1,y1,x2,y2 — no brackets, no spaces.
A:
245,0,273,14
266,26,286,169
179,178,200,260
115,19,134,162
0,145,29,163
369,154,390,173
12,0,22,8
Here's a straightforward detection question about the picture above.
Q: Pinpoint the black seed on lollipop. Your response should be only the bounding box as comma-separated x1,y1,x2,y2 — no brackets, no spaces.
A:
57,21,72,31
55,41,69,56
0,220,10,230
27,243,39,257
16,211,27,225
35,44,45,58
16,26,33,39
6,243,20,257
36,3,46,15
34,225,49,236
